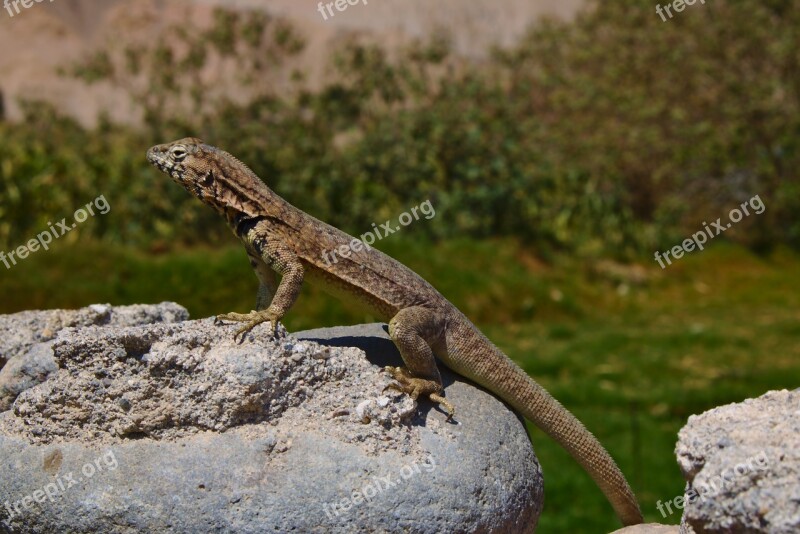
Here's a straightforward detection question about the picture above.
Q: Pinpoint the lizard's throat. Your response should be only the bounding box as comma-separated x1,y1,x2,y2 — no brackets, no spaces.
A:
229,211,264,237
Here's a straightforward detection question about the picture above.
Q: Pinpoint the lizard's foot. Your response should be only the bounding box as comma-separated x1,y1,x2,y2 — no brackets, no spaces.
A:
216,309,280,341
383,366,455,420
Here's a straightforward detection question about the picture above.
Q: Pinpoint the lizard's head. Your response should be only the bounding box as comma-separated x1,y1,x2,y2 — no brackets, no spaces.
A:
147,137,261,216
147,137,215,200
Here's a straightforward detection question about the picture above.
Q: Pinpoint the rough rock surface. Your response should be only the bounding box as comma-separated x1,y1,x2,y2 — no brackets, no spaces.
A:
675,389,800,533
0,303,189,411
0,320,542,533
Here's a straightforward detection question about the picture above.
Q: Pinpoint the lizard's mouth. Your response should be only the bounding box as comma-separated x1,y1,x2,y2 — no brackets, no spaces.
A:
146,147,184,182
146,147,169,170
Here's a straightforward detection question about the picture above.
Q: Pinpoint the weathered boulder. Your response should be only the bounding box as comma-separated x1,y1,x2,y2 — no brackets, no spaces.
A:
0,303,188,411
675,389,800,533
0,320,542,533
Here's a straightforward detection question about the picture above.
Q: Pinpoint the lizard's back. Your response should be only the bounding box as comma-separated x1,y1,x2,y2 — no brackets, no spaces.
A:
259,197,450,321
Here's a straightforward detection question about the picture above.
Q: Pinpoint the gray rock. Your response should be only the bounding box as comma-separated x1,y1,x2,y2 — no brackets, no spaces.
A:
0,303,189,411
675,389,800,533
0,321,542,533
0,344,58,415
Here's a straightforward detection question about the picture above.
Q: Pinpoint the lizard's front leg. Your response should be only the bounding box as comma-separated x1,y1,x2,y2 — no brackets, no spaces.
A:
218,237,303,341
385,306,455,419
247,249,279,312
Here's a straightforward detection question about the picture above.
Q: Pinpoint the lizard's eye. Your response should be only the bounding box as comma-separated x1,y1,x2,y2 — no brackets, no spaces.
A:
171,147,188,161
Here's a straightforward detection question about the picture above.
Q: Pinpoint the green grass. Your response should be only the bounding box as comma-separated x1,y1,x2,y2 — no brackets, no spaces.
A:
1,237,797,531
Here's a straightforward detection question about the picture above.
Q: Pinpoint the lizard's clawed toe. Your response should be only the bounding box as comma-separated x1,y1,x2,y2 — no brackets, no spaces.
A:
382,381,408,395
382,366,455,420
429,393,455,421
216,309,281,341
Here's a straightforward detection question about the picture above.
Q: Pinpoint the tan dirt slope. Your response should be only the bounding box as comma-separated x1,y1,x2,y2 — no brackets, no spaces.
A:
0,0,583,126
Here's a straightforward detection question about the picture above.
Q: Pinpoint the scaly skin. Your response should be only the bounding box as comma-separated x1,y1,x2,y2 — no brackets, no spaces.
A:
146,138,644,526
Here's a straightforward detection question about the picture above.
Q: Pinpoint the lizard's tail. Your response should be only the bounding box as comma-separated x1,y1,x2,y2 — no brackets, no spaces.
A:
455,329,643,525
498,366,643,525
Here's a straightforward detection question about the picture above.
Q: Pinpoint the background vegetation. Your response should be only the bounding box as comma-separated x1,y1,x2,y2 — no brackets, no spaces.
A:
2,0,798,257
1,0,798,531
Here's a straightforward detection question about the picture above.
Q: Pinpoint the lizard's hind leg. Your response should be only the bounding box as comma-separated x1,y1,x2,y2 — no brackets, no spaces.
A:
385,307,455,419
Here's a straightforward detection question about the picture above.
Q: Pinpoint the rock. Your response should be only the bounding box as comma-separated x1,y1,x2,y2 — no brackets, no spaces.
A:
610,524,680,534
0,320,542,533
0,303,189,411
675,389,800,533
0,343,58,416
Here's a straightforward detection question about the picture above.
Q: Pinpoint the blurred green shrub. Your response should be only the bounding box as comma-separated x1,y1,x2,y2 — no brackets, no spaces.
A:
1,1,798,257
497,0,800,252
0,104,229,248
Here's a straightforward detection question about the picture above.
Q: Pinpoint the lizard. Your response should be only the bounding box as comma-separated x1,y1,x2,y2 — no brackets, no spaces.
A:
146,137,644,526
